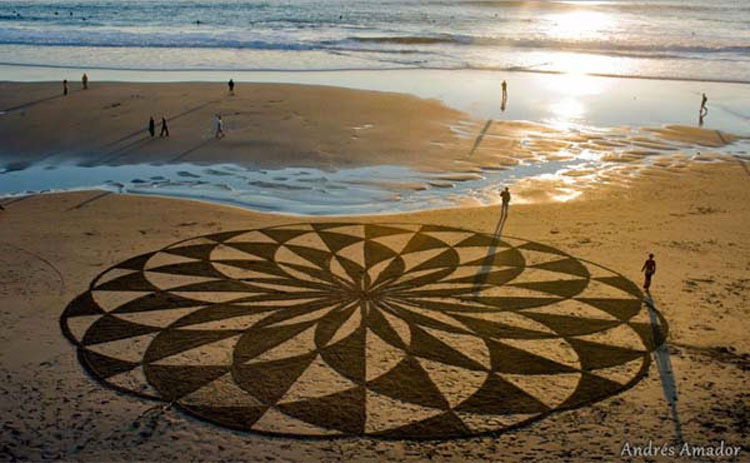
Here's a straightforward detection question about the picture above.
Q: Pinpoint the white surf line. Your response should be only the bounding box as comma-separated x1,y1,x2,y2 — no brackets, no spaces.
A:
644,293,684,445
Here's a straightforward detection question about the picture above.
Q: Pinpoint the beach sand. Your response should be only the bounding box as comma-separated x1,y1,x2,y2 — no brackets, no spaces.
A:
1,159,749,462
0,81,493,172
1,81,744,204
1,81,749,462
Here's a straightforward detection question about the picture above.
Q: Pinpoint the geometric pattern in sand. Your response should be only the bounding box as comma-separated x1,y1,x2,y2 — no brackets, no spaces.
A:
61,223,665,439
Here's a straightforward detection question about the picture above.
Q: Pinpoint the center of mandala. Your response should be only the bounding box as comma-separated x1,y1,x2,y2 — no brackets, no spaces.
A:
350,277,380,303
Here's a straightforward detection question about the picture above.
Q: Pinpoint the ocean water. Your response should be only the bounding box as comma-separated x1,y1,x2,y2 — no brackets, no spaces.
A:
1,0,749,82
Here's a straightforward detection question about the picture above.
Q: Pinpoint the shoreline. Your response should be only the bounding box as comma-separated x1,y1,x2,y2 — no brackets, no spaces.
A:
5,61,750,86
3,66,750,135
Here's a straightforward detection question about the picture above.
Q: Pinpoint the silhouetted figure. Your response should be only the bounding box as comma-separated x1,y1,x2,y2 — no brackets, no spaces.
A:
700,93,708,116
228,79,235,95
500,186,511,221
160,117,169,137
82,73,88,90
148,116,155,137
501,80,508,111
215,115,225,138
641,253,656,291
63,79,68,96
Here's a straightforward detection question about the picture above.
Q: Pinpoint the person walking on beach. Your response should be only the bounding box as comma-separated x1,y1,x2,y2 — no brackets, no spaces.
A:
641,253,657,291
500,186,511,215
148,116,156,137
499,186,511,229
160,116,170,137
215,115,225,138
82,73,88,90
228,79,235,95
63,79,68,96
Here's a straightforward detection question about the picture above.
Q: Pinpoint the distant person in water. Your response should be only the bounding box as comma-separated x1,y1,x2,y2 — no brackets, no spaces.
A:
160,116,169,137
82,73,88,90
228,79,235,95
215,115,225,138
698,93,708,126
63,79,68,96
641,253,656,291
148,116,155,137
501,80,508,111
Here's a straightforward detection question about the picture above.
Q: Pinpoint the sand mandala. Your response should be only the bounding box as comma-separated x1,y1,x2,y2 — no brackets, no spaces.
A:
61,223,666,439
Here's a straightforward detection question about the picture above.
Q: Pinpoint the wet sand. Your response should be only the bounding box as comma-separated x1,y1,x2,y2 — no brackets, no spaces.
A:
0,81,490,172
1,81,746,209
1,158,749,462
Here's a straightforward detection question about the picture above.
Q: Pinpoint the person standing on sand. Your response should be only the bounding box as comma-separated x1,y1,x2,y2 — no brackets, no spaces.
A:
63,79,68,96
82,73,88,90
148,116,155,137
641,253,656,291
215,115,225,138
160,116,170,137
500,186,511,220
228,79,235,95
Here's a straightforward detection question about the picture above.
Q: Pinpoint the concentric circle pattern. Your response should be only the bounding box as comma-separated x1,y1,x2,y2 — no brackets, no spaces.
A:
61,223,663,439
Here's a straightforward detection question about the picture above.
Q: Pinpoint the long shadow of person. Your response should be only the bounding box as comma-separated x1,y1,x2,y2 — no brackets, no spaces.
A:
644,291,684,445
471,187,511,295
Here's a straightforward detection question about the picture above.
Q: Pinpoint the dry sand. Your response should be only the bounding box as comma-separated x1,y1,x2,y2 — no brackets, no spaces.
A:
1,81,749,462
1,159,748,462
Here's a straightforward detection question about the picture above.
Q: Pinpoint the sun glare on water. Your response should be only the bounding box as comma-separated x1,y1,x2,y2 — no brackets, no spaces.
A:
546,8,620,74
539,7,622,128
549,10,614,40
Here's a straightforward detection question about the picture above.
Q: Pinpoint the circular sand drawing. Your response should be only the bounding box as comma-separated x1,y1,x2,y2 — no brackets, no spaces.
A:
61,223,665,439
